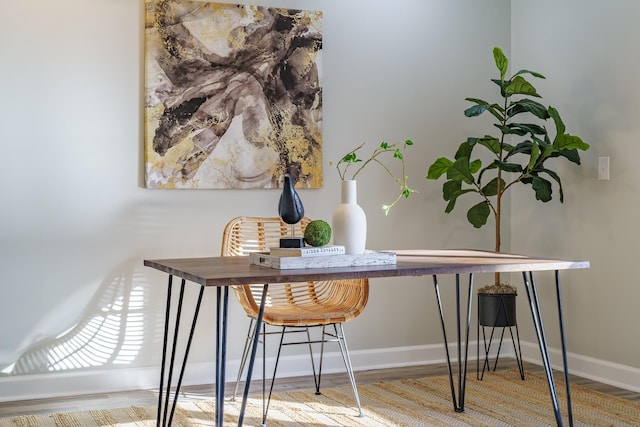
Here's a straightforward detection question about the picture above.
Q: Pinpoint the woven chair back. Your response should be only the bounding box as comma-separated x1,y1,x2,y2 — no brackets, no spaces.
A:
221,216,369,326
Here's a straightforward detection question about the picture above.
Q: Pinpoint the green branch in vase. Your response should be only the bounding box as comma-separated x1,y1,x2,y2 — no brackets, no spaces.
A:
332,140,416,215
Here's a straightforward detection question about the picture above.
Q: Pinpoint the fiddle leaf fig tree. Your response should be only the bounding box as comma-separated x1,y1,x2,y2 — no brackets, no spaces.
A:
427,47,589,266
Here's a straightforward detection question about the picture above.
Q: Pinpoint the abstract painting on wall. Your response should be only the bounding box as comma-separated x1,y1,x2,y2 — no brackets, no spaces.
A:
144,0,323,189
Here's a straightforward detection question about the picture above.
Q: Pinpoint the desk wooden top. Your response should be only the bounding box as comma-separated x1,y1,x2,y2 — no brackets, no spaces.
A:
144,249,589,287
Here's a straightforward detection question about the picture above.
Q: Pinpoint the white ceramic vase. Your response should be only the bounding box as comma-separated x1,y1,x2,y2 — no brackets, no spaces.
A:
332,180,367,255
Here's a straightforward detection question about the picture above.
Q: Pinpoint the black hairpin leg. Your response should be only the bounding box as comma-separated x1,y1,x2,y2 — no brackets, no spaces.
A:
238,284,269,426
157,277,205,427
433,273,474,412
522,271,572,427
555,270,573,426
216,286,229,427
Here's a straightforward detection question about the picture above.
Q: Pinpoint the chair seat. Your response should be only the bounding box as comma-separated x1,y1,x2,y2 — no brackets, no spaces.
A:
260,304,363,326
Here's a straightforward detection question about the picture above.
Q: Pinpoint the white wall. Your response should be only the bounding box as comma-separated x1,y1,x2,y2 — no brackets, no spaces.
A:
0,0,510,399
511,0,640,370
5,0,637,401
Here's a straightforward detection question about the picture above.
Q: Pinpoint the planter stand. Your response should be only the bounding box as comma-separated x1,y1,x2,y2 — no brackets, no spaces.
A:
476,294,525,380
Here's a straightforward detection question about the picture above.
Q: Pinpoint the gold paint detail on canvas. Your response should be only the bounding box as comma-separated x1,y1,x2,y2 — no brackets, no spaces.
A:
144,0,323,189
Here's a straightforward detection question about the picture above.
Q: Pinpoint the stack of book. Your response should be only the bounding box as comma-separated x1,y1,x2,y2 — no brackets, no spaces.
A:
269,245,345,257
249,245,396,269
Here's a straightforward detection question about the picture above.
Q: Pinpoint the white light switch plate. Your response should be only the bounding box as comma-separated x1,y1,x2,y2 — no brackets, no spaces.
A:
598,157,610,180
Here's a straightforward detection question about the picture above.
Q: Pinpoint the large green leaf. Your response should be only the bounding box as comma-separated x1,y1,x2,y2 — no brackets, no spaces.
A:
504,141,533,159
446,190,476,213
546,147,582,165
540,168,564,202
481,177,506,197
427,157,454,180
464,98,505,120
470,159,482,173
507,99,550,119
513,69,546,79
445,198,457,214
548,106,565,136
464,104,490,117
555,148,582,165
443,179,461,201
492,78,508,97
495,124,528,136
554,133,590,151
466,97,489,105
455,140,475,159
493,47,508,81
505,122,547,136
506,76,541,97
532,135,555,159
466,98,505,118
468,201,491,228
477,137,501,154
528,141,541,171
447,157,475,184
531,176,552,202
495,161,523,173
443,182,475,213
478,162,498,184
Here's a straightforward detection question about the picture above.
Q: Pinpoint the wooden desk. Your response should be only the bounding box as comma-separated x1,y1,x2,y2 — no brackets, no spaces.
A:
145,249,589,427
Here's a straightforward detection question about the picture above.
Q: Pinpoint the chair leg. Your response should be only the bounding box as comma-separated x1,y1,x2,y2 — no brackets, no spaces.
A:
335,323,363,417
316,325,326,395
244,323,364,424
261,326,286,427
232,318,256,401
304,327,321,394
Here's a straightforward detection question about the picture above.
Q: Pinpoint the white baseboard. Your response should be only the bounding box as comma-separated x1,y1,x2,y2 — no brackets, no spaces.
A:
1,340,639,402
519,341,640,393
0,341,480,402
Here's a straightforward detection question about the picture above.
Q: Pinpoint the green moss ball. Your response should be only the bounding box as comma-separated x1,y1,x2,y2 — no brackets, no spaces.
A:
304,220,332,247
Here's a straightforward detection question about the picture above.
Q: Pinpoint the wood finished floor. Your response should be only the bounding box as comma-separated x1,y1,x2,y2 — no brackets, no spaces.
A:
1,360,639,418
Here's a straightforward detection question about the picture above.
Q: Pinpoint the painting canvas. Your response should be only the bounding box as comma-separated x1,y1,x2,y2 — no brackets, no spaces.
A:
144,0,323,189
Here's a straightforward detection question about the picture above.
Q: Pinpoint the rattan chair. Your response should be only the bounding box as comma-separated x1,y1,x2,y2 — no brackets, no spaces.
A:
221,216,368,422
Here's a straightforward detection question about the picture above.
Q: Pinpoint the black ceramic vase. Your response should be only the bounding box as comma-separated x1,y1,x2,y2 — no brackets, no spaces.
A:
278,174,304,225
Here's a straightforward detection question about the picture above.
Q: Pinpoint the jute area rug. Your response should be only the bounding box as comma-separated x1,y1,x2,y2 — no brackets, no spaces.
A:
1,370,639,426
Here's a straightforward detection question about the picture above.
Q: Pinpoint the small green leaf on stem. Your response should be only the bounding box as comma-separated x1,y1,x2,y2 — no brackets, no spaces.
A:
468,201,491,228
493,47,508,81
427,157,453,180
